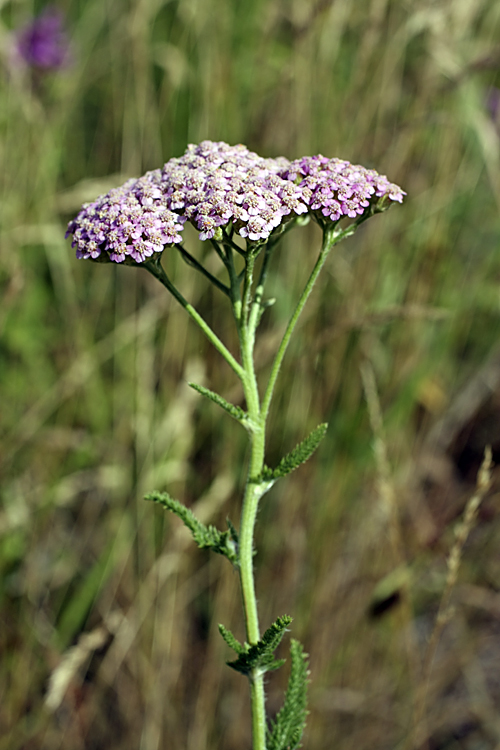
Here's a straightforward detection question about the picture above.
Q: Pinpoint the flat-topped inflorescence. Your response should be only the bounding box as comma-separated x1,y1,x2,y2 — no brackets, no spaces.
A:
160,140,307,243
280,155,406,222
66,170,186,264
66,140,405,264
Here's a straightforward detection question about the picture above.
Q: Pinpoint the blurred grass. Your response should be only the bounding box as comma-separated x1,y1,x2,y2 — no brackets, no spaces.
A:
2,0,500,748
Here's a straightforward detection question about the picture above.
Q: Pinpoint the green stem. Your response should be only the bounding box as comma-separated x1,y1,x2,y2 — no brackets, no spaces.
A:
210,238,227,264
144,258,244,380
241,249,258,325
261,225,350,422
238,336,267,750
234,242,278,750
176,244,230,296
239,428,267,750
236,226,351,750
248,241,274,332
224,245,243,323
222,227,248,256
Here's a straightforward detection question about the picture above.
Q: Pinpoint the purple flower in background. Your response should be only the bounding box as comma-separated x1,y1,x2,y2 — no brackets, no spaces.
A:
15,6,70,71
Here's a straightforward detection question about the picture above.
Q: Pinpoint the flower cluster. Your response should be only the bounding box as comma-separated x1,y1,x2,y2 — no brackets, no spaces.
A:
66,171,186,264
281,155,405,222
66,140,405,264
160,140,308,242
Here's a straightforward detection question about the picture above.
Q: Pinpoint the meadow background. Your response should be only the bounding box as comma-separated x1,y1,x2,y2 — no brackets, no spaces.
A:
2,0,500,748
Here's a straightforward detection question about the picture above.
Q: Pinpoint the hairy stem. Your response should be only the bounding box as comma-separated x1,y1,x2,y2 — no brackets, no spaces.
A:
239,428,267,750
237,261,267,749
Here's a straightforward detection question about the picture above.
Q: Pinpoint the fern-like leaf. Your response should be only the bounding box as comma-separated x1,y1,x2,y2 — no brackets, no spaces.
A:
226,517,239,546
226,615,292,676
188,382,247,423
262,423,328,481
218,624,245,655
146,491,239,565
267,639,309,750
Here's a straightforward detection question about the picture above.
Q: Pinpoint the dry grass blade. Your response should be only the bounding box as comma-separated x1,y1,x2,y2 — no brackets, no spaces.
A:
45,614,123,712
412,446,494,750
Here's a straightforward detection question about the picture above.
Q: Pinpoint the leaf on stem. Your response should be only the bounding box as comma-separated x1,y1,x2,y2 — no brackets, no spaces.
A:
226,517,239,544
145,491,239,565
267,639,310,750
188,382,248,423
263,423,328,481
218,623,246,655
225,615,292,676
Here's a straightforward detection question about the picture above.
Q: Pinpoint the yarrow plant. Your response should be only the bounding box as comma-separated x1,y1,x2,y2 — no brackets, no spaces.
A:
67,140,405,750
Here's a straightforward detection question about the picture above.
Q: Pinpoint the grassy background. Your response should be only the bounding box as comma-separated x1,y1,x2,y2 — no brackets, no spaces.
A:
2,1,500,748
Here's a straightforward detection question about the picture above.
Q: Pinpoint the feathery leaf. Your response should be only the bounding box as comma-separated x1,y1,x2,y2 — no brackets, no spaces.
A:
226,615,292,676
188,382,247,422
263,423,328,481
146,491,239,565
218,624,245,655
267,639,309,750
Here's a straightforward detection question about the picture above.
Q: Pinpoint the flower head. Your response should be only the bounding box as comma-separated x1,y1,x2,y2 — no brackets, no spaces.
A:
66,170,186,264
67,141,405,264
280,155,406,222
160,141,309,244
15,6,70,71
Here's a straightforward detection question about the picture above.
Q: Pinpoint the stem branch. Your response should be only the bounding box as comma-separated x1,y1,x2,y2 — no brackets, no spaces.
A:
144,258,244,379
261,225,348,422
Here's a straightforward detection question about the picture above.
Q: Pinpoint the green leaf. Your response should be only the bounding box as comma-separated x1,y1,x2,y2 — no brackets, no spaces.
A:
145,491,239,565
218,623,245,655
267,639,309,750
188,382,247,422
226,517,239,545
263,423,328,481
226,615,292,676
